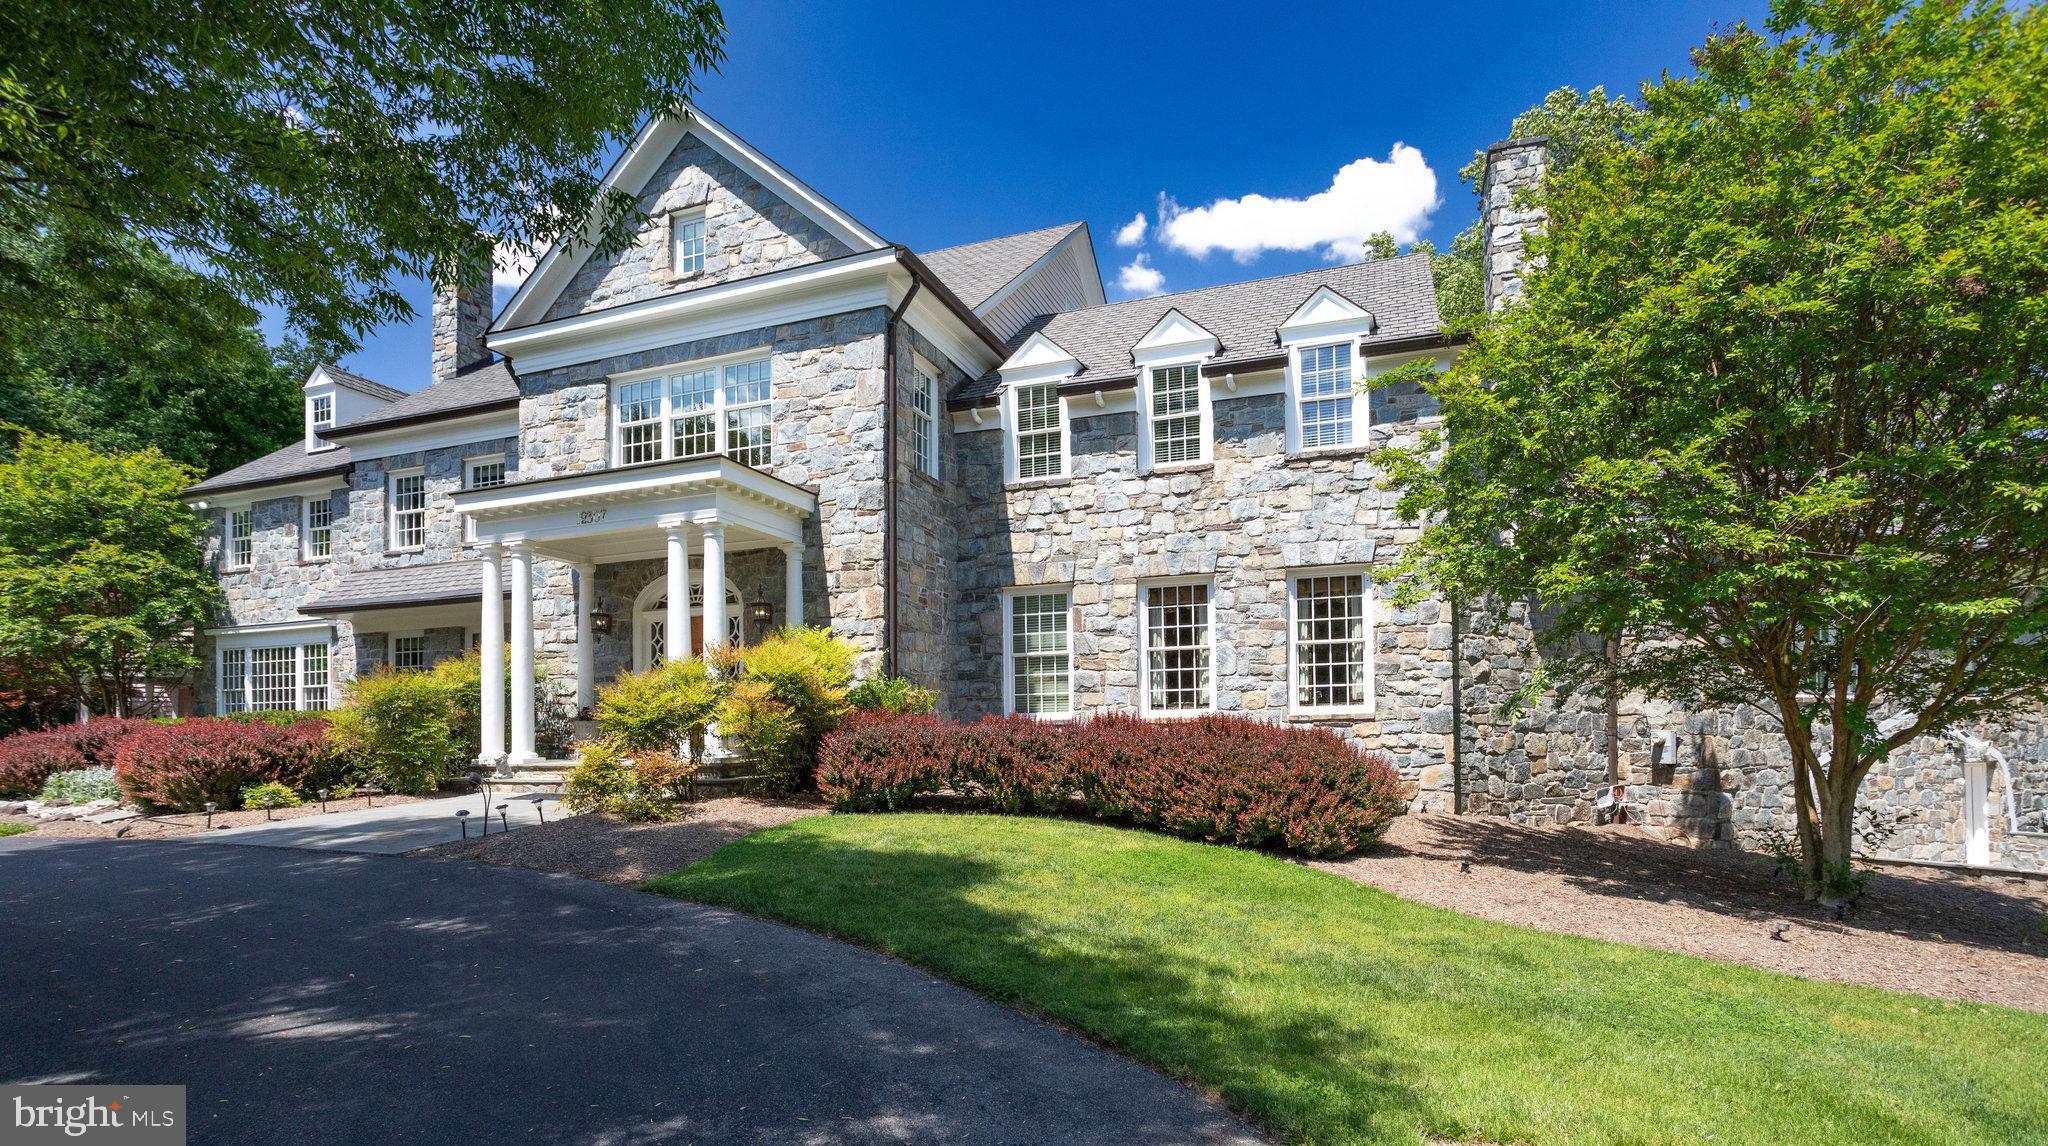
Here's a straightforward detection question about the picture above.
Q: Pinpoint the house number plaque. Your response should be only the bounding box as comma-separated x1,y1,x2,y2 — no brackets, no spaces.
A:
578,508,608,526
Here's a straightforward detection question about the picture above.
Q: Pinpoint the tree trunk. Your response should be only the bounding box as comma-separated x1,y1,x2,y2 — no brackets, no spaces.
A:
1813,761,1861,884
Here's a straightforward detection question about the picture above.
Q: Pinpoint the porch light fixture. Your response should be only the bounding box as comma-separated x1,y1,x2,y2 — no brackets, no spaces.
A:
749,601,775,625
590,611,615,636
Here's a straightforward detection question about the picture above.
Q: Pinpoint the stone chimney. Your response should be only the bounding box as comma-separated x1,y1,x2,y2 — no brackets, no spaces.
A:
430,265,492,385
1479,137,1550,314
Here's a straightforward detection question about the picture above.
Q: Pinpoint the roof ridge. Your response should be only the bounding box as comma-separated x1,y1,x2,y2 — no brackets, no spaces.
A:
1040,252,1431,323
920,220,1084,257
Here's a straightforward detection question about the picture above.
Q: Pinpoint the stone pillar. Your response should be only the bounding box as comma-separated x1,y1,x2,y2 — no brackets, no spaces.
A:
507,540,536,766
664,524,690,662
573,561,596,712
430,266,492,385
782,544,804,630
1480,137,1550,314
478,544,506,769
702,524,728,653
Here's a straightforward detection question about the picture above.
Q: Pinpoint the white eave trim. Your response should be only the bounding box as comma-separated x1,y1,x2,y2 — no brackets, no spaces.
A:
453,455,818,521
489,250,901,375
186,475,347,512
494,105,888,332
1132,308,1220,363
1278,285,1376,344
203,618,336,640
998,331,1082,384
330,410,523,461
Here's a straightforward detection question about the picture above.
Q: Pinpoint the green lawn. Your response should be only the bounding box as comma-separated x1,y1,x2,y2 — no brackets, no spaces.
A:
0,823,32,837
648,813,2048,1146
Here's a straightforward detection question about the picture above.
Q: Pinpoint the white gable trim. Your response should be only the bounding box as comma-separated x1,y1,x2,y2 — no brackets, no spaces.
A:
1278,285,1376,345
1132,308,1220,363
998,331,1082,384
496,105,888,331
975,225,1107,318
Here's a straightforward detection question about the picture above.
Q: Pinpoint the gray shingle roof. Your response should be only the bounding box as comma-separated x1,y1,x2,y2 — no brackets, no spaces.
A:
185,442,351,496
327,358,521,438
918,222,1086,311
301,560,508,614
951,253,1444,404
320,364,408,404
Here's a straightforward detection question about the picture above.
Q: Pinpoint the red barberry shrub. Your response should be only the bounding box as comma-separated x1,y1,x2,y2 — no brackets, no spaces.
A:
114,717,339,812
815,711,1404,858
0,719,142,797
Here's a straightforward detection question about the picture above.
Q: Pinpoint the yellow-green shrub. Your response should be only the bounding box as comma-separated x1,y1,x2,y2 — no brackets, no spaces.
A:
594,658,721,755
562,738,676,821
710,627,855,784
327,668,457,794
715,679,804,790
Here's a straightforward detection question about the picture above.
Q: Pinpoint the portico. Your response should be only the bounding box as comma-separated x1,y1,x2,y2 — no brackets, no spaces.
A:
454,455,817,770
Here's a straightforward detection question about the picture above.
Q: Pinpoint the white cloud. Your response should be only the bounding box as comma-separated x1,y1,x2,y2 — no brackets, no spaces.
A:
1156,144,1440,264
492,239,538,294
1114,212,1148,248
1116,254,1166,298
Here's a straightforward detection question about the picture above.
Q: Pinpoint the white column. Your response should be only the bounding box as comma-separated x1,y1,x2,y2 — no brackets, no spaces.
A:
478,544,505,769
783,543,804,630
1965,755,1991,867
507,540,536,765
573,561,596,712
702,523,728,653
664,524,690,662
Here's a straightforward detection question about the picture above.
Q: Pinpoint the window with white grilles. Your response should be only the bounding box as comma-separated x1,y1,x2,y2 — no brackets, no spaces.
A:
1143,582,1213,713
1012,383,1063,480
1006,590,1072,717
1295,342,1355,449
1146,364,1206,466
612,356,773,468
1289,571,1371,712
227,509,252,569
389,471,426,550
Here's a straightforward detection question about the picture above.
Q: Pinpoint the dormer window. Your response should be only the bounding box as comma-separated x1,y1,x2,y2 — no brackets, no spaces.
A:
307,392,335,450
1132,309,1219,473
1295,342,1356,448
672,211,707,277
1011,383,1065,480
1277,286,1376,454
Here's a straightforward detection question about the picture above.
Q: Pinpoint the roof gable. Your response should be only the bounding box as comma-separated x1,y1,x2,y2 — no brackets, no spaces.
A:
999,331,1081,379
1278,285,1376,342
497,105,888,331
1132,308,1219,360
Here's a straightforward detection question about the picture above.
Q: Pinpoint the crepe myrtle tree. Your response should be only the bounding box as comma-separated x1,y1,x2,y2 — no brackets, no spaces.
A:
0,0,726,349
1377,0,2048,888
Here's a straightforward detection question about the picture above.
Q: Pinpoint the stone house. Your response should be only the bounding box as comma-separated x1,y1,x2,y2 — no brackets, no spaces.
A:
184,109,2048,871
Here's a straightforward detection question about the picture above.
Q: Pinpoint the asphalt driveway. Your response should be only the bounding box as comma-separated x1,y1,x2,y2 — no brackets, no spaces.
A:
0,837,1259,1145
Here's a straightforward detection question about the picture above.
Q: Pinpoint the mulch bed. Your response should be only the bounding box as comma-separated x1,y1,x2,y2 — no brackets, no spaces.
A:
1321,814,2048,1012
415,795,826,885
0,793,430,840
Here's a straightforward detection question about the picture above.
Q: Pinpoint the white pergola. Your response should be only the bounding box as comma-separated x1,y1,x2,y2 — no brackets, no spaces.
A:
453,456,817,770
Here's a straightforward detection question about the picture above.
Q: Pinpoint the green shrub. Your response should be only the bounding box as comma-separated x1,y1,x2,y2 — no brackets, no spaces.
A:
710,626,856,786
715,679,805,790
238,780,302,809
595,658,721,755
327,668,456,795
847,675,938,714
561,738,676,822
220,710,326,728
38,766,122,805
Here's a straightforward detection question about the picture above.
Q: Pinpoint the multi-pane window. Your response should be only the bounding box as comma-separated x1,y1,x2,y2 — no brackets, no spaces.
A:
673,214,707,276
910,365,939,479
1148,364,1205,465
1297,342,1355,449
303,496,333,560
613,357,773,468
308,393,334,446
1007,590,1071,717
227,509,253,569
1291,572,1370,711
1013,384,1063,480
390,471,426,550
218,642,328,713
393,636,428,672
1144,583,1212,713
466,457,506,489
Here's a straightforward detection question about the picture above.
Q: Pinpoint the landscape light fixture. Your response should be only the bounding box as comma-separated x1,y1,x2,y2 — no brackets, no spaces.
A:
317,787,330,812
204,801,217,830
1771,921,1792,942
496,803,510,832
263,796,277,821
457,809,471,839
531,793,547,824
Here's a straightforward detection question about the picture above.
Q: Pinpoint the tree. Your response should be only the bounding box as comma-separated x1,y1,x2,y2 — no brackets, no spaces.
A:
0,430,215,716
1430,87,1643,329
0,219,320,474
1381,0,2048,889
0,0,726,349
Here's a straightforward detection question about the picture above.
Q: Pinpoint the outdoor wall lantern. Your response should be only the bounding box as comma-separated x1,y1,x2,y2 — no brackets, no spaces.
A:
749,602,775,625
590,611,615,636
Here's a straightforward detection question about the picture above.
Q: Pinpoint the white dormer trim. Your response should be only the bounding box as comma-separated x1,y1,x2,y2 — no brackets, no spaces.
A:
496,105,889,331
304,389,337,452
1278,285,1376,344
1132,310,1218,474
1133,308,1220,360
997,331,1082,384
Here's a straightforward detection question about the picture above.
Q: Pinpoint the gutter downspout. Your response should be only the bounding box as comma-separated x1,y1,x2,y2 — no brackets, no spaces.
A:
881,277,922,679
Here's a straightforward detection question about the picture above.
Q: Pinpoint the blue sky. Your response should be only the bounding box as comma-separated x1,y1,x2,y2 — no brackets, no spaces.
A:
326,0,1771,391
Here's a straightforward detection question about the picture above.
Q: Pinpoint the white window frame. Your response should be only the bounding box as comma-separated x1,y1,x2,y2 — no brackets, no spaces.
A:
307,392,336,451
1285,566,1375,717
608,350,774,469
462,455,507,542
1284,340,1374,454
1138,578,1217,716
670,209,708,278
391,632,429,672
387,468,427,552
1001,586,1075,720
225,508,253,570
910,357,941,480
1138,359,1214,472
216,638,331,713
301,493,335,562
1005,382,1068,483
